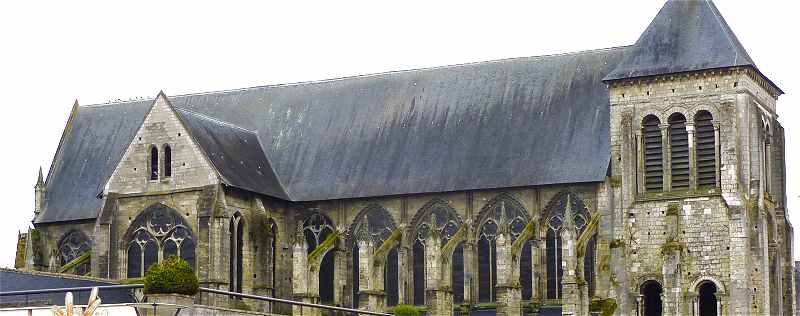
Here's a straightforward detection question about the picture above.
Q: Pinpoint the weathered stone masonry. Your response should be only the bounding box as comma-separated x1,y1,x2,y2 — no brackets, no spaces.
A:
16,1,794,315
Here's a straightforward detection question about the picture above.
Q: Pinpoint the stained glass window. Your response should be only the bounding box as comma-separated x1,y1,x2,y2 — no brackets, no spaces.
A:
126,204,196,278
57,231,91,275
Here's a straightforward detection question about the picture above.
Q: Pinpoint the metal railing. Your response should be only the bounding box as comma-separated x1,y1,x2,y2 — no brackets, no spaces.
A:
0,284,143,297
200,287,391,316
1,285,391,316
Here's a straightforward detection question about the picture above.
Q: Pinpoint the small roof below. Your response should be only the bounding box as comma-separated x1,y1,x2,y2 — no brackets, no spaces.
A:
604,0,775,91
174,108,290,200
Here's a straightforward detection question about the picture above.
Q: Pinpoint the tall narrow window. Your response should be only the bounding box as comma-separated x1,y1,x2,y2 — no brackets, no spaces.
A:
302,213,335,304
642,115,663,192
412,241,425,306
451,243,465,304
163,145,172,178
478,224,497,302
150,146,159,180
230,213,244,293
669,113,690,189
386,248,399,306
694,111,716,187
520,240,533,300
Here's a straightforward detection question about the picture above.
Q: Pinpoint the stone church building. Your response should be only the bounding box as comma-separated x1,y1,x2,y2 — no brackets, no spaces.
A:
15,1,794,315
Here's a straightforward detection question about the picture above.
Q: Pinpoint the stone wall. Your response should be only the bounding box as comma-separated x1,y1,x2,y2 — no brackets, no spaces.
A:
608,68,793,315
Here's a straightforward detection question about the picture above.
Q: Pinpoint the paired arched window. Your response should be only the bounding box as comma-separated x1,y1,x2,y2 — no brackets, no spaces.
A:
349,207,398,308
230,212,244,293
411,202,461,306
57,231,91,275
476,198,530,303
640,111,718,192
163,145,172,178
302,213,336,304
149,146,159,180
544,193,594,300
126,204,195,278
148,144,172,180
642,115,664,192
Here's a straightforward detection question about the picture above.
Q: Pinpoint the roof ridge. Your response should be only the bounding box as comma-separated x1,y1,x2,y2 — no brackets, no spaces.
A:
79,45,632,108
173,107,256,134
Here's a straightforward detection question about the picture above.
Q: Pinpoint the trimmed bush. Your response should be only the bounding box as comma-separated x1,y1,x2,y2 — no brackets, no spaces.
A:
391,305,420,316
144,256,199,295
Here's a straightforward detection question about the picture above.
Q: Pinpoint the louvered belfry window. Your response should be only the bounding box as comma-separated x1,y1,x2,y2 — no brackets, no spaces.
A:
642,115,664,191
694,111,716,187
669,113,690,189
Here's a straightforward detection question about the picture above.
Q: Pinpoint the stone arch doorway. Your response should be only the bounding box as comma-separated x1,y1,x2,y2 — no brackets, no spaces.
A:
698,281,718,316
640,280,663,316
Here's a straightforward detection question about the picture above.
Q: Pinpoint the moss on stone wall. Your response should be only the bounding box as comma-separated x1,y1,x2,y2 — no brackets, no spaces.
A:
661,239,684,253
666,203,681,216
58,251,90,273
14,233,27,268
373,228,402,264
308,232,338,265
29,229,44,267
609,239,625,249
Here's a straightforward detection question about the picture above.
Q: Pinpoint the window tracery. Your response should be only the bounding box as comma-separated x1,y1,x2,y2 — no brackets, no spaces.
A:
477,198,529,302
57,231,91,275
411,201,462,305
349,206,398,307
544,192,593,299
126,204,195,278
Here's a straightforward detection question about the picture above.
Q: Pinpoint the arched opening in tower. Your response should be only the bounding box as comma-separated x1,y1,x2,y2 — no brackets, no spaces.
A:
698,281,718,316
640,280,663,316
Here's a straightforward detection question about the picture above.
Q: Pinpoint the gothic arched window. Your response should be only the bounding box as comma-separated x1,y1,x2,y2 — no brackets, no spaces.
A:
544,192,593,300
149,145,159,180
694,111,716,187
669,113,690,189
125,204,195,278
476,196,529,303
57,231,91,275
230,212,244,293
411,201,461,306
642,115,663,192
163,145,172,178
302,213,336,304
349,206,397,307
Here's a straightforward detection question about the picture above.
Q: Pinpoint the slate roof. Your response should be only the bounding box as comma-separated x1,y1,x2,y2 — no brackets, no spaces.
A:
604,0,780,95
167,46,627,201
37,100,151,223
0,268,134,306
35,0,780,223
174,108,290,200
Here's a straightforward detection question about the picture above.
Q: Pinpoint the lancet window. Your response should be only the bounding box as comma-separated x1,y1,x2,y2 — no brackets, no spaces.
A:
349,206,397,307
544,192,593,299
476,197,529,302
411,201,461,306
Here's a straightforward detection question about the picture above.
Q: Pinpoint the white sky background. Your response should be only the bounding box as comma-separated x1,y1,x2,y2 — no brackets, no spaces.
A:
0,0,797,268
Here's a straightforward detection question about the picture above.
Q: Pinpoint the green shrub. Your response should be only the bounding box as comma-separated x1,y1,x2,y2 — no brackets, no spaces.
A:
391,304,420,316
144,256,199,295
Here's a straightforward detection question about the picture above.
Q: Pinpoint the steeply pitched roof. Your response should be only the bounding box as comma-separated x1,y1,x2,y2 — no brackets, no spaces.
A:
604,0,759,83
174,108,290,200
169,46,627,201
37,46,628,223
36,100,152,224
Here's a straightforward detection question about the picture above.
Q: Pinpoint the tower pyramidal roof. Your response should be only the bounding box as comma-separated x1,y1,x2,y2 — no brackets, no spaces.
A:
604,0,778,93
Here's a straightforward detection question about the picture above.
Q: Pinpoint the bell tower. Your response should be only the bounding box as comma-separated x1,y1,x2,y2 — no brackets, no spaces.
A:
603,0,787,315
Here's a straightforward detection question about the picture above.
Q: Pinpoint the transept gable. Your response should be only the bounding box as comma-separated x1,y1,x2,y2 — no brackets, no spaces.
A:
105,92,219,195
